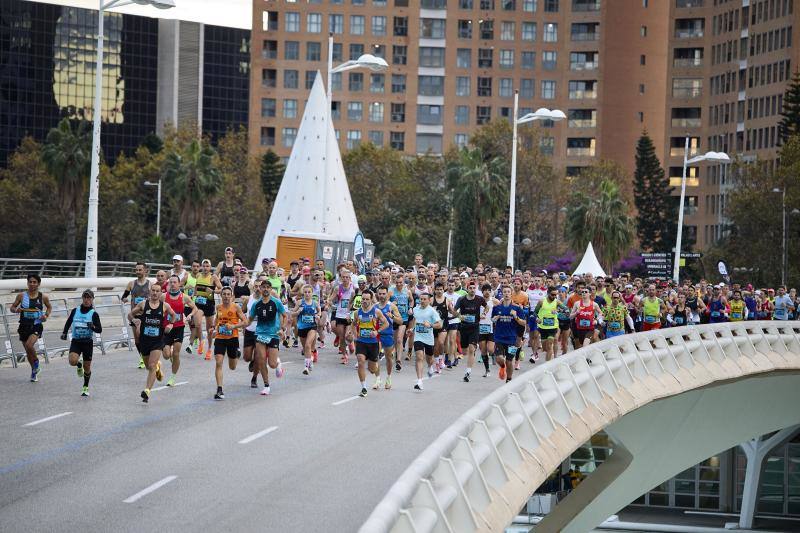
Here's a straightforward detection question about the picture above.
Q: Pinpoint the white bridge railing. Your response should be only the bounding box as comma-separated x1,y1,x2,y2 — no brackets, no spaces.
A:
0,258,171,280
359,321,800,533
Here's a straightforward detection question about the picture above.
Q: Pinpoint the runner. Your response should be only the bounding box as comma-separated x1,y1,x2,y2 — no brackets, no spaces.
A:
293,284,321,375
162,274,195,386
184,260,201,354
707,285,729,323
570,287,603,348
556,287,571,356
286,261,303,348
128,284,178,403
452,280,486,382
10,274,52,382
233,267,251,302
351,290,390,397
408,291,443,391
444,279,461,368
169,255,189,285
478,284,497,377
510,277,530,370
121,262,150,368
639,284,668,331
532,286,560,361
215,246,237,287
388,272,414,372
375,286,401,389
248,280,287,396
431,283,449,372
729,289,747,322
211,286,247,400
603,290,632,339
241,282,263,388
526,276,547,362
60,289,101,396
492,286,526,382
330,269,356,364
671,293,692,327
772,286,794,321
195,259,222,359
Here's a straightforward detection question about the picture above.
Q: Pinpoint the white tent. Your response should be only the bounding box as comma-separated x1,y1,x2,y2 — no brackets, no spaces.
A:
572,242,607,278
254,71,360,268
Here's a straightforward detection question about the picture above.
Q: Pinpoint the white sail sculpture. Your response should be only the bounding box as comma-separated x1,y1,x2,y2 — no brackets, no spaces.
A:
572,242,608,278
254,71,360,267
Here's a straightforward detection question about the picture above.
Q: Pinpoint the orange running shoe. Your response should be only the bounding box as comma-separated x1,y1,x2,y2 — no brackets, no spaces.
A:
499,365,506,381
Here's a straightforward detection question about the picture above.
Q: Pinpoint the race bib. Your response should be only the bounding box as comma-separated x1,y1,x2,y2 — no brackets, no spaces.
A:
711,311,720,318
675,317,685,325
359,328,373,338
463,315,476,323
479,323,491,334
542,317,555,327
415,324,427,334
608,321,621,331
775,308,787,319
731,312,742,319
256,334,272,344
508,346,518,355
578,319,591,328
187,287,195,297
134,297,145,304
645,315,658,324
301,314,314,324
73,321,91,338
144,326,160,337
340,298,350,309
218,325,232,336
23,310,41,320
397,303,408,315
195,296,208,305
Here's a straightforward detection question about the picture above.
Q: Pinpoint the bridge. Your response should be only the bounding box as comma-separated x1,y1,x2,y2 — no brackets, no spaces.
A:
1,277,799,532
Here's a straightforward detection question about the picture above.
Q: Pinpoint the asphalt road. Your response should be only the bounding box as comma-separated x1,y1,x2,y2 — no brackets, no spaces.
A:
0,339,509,533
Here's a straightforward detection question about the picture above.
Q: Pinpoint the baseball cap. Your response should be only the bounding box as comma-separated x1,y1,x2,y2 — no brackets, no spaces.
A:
290,260,299,266
224,246,234,253
172,254,183,262
262,257,270,264
302,266,311,274
357,275,368,283
460,272,469,278
82,289,94,298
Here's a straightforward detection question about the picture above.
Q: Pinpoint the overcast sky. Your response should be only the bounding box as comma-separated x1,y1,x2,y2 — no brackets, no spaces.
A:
28,0,251,29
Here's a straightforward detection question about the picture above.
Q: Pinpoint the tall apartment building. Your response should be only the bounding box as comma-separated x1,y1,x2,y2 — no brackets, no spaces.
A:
249,0,798,250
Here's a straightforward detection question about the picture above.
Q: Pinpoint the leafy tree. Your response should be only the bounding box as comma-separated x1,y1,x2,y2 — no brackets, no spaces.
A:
162,138,224,260
140,132,164,154
379,225,436,266
260,149,285,208
41,118,92,259
779,71,800,142
565,179,635,273
633,132,676,252
131,235,172,264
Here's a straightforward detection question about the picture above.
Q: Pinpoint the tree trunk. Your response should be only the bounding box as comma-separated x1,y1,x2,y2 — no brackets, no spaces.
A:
188,234,200,262
65,209,77,260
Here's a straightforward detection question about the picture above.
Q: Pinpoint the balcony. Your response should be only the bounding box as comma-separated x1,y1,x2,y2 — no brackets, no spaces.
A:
672,87,702,98
566,146,595,156
676,0,703,7
570,60,598,70
670,146,699,157
669,177,700,187
572,0,600,10
571,32,599,41
673,57,703,68
569,90,597,99
675,29,703,38
568,118,596,128
671,118,701,128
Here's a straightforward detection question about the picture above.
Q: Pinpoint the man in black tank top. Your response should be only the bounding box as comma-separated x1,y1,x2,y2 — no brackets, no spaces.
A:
10,274,52,382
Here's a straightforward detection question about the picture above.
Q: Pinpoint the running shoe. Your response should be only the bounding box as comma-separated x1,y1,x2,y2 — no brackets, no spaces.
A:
302,366,309,375
405,352,411,361
141,389,150,403
166,376,176,387
414,383,423,391
292,338,299,348
318,340,326,349
340,352,348,365
385,376,392,390
275,362,284,378
198,340,206,354
499,365,506,381
482,370,490,378
185,345,193,355
155,361,163,381
348,341,355,355
204,349,212,361
333,336,340,348
282,338,289,348
372,376,382,390
463,372,470,382
138,356,145,369
30,362,40,382
248,360,254,372
250,375,258,388
260,386,271,396
529,355,536,364
514,360,521,371
427,366,434,378
312,350,318,363
214,390,224,400
359,387,368,397
76,363,84,378
395,362,402,371
81,386,90,397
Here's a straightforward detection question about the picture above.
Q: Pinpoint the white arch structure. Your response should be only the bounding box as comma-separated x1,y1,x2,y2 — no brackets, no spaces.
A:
359,321,800,533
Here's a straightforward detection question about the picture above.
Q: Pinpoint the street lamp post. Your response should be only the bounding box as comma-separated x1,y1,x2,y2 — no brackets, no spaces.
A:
322,34,388,233
507,92,565,269
84,0,175,278
772,187,789,286
673,136,730,283
143,180,162,237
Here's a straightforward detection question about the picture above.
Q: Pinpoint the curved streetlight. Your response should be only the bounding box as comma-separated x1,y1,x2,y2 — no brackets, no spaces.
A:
507,93,565,269
84,0,176,278
673,139,730,283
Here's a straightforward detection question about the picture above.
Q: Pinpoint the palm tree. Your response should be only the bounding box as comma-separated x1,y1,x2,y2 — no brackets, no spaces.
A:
162,139,223,260
379,225,435,266
447,146,508,259
565,179,634,273
41,118,92,259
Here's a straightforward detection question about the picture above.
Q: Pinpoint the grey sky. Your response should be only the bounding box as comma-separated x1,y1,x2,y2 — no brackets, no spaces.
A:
28,0,251,29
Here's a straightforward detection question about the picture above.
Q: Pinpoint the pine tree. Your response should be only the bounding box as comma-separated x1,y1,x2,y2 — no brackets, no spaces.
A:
779,70,800,142
259,149,284,207
633,132,677,252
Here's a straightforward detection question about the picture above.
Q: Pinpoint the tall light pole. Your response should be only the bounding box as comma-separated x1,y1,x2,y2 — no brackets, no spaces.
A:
673,136,729,283
84,0,176,278
143,180,162,237
772,187,789,286
507,93,565,268
322,34,387,233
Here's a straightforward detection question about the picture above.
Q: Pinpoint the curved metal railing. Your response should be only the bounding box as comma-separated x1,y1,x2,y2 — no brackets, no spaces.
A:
0,258,171,279
359,321,800,533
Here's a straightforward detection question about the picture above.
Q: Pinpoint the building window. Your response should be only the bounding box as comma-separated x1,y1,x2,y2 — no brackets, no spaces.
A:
307,13,322,33
478,48,493,68
349,72,364,91
262,40,278,59
283,99,298,118
522,21,537,40
394,16,408,36
640,54,646,65
568,79,597,99
416,134,443,154
418,104,444,125
331,72,342,92
571,22,598,41
391,103,406,122
479,19,494,39
305,70,316,89
391,74,407,93
502,0,516,9
640,25,647,36
455,133,469,147
282,127,298,148
570,51,598,70
260,126,275,146
283,69,298,89
459,0,474,7
349,43,364,60
261,98,276,118
370,73,385,93
348,101,363,121
372,44,386,59
542,50,557,69
543,22,557,42
520,78,534,98
372,16,387,36
392,45,407,65
347,130,362,149
285,12,300,32
418,75,445,96
544,0,558,11
499,49,514,68
523,0,537,10
458,20,473,39
501,21,515,40
262,11,278,31
306,41,321,61
567,108,596,127
457,48,472,68
521,51,535,69
421,18,447,38
369,102,384,122
455,105,469,124
421,0,448,7
331,101,341,120
539,136,554,155
456,76,471,96
499,78,513,97
476,105,492,124
480,0,495,9
332,43,343,61
420,47,446,67
477,77,492,96
368,130,384,146
672,78,702,98
390,131,405,150
541,80,556,99
262,68,277,88
351,15,365,35
329,14,344,34
566,137,596,156
284,41,299,60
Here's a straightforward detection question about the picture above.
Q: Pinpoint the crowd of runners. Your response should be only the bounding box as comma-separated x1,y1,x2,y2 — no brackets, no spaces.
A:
10,250,797,402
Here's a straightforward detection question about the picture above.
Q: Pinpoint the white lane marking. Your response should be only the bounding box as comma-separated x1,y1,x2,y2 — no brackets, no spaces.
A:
123,475,177,503
237,426,278,444
23,412,73,427
332,396,360,406
150,381,188,392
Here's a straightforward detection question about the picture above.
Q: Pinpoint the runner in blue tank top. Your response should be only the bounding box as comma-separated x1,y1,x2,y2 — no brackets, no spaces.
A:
292,284,321,375
376,286,402,390
351,290,390,397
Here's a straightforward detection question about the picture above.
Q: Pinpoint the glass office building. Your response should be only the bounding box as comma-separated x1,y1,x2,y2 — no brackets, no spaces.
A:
203,25,251,142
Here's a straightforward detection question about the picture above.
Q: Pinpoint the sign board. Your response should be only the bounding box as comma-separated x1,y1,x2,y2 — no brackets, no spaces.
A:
322,246,333,260
718,260,730,283
353,232,366,275
641,252,672,278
